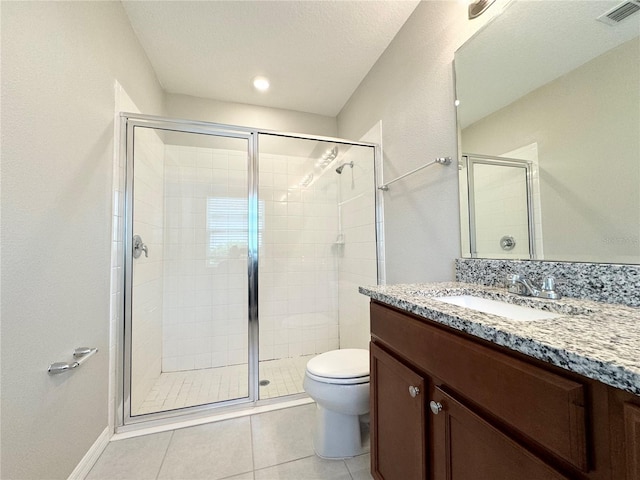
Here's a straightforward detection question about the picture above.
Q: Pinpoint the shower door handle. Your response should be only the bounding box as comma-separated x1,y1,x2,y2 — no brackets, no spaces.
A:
132,235,149,258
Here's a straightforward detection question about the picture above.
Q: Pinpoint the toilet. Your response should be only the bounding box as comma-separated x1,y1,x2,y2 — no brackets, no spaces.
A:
302,348,370,459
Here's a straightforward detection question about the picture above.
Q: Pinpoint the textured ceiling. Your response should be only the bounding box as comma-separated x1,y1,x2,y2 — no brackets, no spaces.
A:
122,1,420,117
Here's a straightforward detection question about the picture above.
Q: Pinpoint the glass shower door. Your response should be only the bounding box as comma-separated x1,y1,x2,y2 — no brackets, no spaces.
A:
256,133,378,400
123,119,256,421
465,155,534,259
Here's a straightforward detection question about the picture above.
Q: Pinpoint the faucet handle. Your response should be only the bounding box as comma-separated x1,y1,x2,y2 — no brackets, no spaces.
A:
541,276,556,291
505,274,523,294
540,276,561,299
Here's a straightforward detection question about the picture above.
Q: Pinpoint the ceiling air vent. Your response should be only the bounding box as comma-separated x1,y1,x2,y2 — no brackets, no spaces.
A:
597,1,640,25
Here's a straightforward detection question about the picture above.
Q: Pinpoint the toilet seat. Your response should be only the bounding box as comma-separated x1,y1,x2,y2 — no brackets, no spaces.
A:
305,371,369,385
305,349,370,385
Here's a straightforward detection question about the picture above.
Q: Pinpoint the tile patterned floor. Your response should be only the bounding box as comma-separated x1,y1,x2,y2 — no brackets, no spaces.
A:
134,356,314,416
88,404,372,480
258,355,312,400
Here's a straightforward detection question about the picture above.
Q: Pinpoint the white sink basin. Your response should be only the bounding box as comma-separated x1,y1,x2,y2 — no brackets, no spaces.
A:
433,295,562,321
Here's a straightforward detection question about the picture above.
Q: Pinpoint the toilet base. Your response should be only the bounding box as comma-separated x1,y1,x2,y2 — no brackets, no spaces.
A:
312,404,368,459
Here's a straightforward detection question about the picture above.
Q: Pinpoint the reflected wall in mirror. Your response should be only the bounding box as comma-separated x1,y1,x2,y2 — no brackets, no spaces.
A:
455,0,640,264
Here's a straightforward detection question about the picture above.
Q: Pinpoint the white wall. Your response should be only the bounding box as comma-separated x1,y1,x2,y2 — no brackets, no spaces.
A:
166,93,338,137
0,2,164,478
337,0,508,284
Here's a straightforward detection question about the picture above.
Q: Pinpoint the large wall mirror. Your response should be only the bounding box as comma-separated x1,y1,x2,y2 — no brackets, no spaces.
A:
455,0,639,264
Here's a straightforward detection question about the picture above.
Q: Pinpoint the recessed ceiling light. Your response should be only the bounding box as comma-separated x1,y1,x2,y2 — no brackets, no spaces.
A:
253,76,270,92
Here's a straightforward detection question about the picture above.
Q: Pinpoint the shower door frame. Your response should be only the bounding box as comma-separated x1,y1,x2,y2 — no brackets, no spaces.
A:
462,153,537,260
117,113,383,431
119,114,260,427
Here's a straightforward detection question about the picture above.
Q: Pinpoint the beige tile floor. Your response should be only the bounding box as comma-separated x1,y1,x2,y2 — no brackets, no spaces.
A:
87,404,372,480
134,356,314,416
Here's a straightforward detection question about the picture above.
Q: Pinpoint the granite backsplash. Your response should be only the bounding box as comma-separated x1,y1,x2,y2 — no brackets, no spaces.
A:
456,258,640,308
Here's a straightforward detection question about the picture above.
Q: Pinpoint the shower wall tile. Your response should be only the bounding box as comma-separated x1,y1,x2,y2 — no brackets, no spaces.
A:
130,127,165,414
162,144,249,372
159,142,377,374
336,145,378,350
258,152,340,362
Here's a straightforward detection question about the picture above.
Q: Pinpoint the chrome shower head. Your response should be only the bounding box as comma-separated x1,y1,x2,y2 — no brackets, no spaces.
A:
335,161,353,174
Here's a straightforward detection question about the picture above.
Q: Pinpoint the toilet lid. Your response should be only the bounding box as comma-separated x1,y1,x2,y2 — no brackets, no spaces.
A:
306,349,369,379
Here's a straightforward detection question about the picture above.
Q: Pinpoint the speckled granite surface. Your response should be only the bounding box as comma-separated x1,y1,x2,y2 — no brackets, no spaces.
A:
359,282,640,396
456,258,640,308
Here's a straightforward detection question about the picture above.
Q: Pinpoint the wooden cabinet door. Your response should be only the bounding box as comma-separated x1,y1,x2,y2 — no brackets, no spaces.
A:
624,402,640,480
370,342,427,480
431,386,570,480
371,301,588,471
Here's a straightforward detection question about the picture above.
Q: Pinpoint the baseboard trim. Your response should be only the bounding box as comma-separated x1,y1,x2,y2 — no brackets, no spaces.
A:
67,427,111,480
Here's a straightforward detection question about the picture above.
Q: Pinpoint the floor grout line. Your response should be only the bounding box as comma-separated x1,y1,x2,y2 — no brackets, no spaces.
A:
93,403,371,480
249,414,256,474
251,453,318,474
154,430,174,480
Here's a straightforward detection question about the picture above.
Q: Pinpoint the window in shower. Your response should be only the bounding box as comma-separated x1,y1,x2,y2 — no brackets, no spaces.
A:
206,197,264,267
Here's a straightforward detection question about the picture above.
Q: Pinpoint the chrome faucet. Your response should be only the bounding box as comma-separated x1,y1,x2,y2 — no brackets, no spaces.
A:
506,274,561,299
507,274,539,296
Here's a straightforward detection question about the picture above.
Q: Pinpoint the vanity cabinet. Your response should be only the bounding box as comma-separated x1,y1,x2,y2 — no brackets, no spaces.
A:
430,386,569,480
370,342,427,479
369,301,640,480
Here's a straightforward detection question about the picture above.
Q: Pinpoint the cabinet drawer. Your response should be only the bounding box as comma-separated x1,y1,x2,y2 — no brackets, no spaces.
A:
371,302,588,471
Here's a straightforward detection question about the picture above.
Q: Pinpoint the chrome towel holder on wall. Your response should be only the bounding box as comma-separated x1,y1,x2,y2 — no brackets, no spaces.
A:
48,347,98,375
378,156,451,191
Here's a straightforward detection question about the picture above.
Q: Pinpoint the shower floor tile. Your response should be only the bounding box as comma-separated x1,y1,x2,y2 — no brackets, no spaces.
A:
258,354,312,400
134,355,314,416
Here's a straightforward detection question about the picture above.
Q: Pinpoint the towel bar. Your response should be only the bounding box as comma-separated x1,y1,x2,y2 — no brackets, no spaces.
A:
378,156,451,191
48,347,98,375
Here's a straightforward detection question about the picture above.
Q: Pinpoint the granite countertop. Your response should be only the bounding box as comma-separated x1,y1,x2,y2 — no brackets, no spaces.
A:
359,282,640,396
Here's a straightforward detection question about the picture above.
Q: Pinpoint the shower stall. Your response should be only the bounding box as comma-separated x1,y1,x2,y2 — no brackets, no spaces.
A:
459,153,542,260
117,114,381,427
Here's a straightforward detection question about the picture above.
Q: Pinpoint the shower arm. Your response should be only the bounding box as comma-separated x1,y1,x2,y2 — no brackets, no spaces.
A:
335,161,354,174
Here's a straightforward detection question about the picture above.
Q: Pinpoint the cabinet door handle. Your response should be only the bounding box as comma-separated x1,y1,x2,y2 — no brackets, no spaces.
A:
409,385,420,398
430,400,443,415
